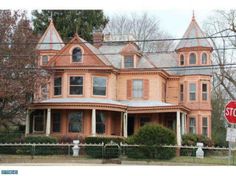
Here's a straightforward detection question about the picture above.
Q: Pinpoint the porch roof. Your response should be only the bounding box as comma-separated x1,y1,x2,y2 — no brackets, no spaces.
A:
39,98,175,107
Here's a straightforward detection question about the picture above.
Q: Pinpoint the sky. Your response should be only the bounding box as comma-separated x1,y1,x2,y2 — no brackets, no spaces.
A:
104,9,214,38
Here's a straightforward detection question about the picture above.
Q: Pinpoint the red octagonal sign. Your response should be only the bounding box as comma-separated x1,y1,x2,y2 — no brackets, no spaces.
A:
225,100,236,124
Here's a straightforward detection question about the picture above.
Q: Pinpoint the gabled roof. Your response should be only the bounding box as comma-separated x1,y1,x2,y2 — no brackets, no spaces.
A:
47,33,112,67
175,15,212,50
36,20,65,50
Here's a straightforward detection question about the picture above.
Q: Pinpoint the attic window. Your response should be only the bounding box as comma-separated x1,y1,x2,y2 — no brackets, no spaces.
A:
124,56,134,68
72,47,82,62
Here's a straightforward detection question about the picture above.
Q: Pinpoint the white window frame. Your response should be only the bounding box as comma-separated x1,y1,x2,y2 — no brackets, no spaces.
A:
132,79,143,98
202,83,208,101
189,83,196,101
189,117,196,134
202,117,208,136
93,76,107,96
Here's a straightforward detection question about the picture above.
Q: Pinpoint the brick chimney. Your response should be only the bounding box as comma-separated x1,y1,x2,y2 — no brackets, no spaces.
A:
93,30,104,48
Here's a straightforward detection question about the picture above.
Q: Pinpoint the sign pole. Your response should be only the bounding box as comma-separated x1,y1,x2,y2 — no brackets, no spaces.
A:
228,124,232,165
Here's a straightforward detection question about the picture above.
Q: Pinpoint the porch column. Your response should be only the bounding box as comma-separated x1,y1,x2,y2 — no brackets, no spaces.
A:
181,112,185,135
46,108,51,136
25,110,30,136
176,111,181,146
184,113,187,133
123,111,128,138
91,109,96,136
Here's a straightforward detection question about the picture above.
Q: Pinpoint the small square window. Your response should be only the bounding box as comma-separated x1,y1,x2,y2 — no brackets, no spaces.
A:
124,56,134,68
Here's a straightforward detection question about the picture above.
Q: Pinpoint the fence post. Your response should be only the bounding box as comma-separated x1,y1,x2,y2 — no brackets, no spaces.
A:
102,142,104,159
68,144,70,156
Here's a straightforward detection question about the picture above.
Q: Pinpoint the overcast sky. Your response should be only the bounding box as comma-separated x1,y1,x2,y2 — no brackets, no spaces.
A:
104,9,215,38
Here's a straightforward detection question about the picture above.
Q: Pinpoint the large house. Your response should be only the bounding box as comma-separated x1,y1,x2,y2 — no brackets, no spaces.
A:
25,14,213,145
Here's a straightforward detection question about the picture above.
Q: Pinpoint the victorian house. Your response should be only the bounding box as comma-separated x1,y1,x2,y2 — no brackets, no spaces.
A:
25,14,213,145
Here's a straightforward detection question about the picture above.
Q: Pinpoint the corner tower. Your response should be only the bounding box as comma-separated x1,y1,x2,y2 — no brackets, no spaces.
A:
36,20,65,66
176,13,213,138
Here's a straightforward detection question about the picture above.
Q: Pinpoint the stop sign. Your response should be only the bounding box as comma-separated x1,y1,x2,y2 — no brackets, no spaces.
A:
225,100,236,124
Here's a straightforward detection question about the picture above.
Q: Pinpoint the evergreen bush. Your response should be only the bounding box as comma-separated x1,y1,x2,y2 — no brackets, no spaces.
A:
126,124,176,160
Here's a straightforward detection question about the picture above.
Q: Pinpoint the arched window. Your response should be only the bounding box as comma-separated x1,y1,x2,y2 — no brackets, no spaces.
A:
180,54,184,65
189,53,196,64
72,47,82,62
201,53,207,64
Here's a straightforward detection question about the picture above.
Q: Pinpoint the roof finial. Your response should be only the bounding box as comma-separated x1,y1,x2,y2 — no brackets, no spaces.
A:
192,10,195,21
49,11,53,23
76,25,78,34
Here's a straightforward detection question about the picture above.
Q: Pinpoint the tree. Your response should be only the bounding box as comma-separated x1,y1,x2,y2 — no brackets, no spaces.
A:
0,10,48,130
203,10,236,100
103,13,174,52
32,10,109,42
203,10,236,145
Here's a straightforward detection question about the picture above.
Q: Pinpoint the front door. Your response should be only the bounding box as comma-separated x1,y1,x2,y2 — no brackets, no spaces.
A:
128,116,135,136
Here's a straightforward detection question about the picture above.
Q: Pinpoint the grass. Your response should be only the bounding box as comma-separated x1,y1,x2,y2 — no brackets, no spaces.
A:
1,151,236,165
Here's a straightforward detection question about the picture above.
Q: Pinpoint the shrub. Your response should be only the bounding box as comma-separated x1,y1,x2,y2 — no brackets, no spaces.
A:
181,134,214,156
182,134,214,147
126,124,176,160
84,136,124,159
0,132,24,143
24,136,57,144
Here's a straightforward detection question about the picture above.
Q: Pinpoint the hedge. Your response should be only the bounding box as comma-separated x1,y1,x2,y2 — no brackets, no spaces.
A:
84,136,124,159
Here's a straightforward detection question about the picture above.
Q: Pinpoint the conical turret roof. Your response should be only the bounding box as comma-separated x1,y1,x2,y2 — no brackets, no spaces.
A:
176,14,212,50
36,20,65,50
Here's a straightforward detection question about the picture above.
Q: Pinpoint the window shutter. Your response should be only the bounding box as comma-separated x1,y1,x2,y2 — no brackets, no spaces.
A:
127,80,132,100
143,79,149,100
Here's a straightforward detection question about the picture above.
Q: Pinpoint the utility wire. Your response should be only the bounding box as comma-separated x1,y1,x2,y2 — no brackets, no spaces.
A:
1,63,236,72
1,47,236,58
1,34,236,45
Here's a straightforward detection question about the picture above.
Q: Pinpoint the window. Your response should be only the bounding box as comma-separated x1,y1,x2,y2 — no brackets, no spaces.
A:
68,112,83,132
72,47,82,62
93,77,107,96
96,111,105,134
140,117,151,127
189,83,196,101
33,115,44,132
69,76,83,95
189,117,196,134
54,77,62,96
202,117,208,136
124,56,134,68
202,83,208,101
42,55,48,65
132,80,143,98
180,84,184,101
52,112,61,132
189,53,196,64
180,54,185,65
201,53,207,64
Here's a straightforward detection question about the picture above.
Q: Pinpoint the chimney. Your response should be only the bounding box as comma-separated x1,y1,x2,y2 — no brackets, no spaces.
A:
93,30,103,48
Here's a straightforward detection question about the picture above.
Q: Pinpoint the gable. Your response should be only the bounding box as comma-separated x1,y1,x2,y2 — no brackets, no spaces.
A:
48,35,111,67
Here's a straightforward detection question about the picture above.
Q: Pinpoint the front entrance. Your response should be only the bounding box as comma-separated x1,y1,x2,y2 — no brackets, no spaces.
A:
128,116,135,136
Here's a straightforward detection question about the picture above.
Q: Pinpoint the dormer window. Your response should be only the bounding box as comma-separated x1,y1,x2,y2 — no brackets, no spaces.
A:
189,53,196,64
124,55,134,68
180,54,185,65
201,53,207,64
72,47,82,62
